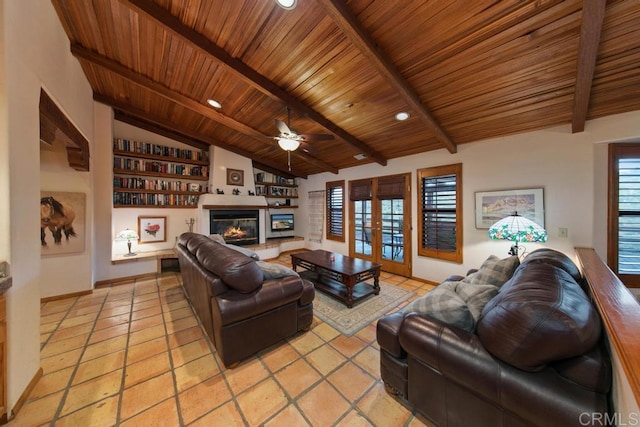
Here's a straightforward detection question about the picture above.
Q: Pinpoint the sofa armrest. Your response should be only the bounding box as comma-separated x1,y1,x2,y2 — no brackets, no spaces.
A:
299,279,315,306
216,275,305,325
377,312,406,358
399,313,501,402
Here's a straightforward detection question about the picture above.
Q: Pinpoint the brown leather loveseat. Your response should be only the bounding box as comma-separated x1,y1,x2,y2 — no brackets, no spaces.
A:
377,249,611,426
177,232,314,367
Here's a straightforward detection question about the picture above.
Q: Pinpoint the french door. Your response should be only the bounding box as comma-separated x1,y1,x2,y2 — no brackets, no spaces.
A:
349,173,411,276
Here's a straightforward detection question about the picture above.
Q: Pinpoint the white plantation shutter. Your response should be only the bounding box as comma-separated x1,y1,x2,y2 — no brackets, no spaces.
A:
617,157,640,274
308,190,325,243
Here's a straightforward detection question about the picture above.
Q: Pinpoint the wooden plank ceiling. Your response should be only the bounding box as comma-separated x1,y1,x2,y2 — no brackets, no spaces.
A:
51,0,640,178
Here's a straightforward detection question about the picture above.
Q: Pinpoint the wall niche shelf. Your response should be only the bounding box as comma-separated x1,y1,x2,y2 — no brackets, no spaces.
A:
254,169,299,209
113,138,209,208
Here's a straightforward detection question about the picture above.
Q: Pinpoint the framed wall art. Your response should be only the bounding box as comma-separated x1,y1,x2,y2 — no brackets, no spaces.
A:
226,168,244,186
475,188,544,229
40,191,86,256
138,216,167,243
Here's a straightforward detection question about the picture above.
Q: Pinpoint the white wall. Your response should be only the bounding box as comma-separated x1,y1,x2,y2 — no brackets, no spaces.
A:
40,99,93,299
300,113,640,283
300,125,592,282
1,0,94,412
94,118,204,281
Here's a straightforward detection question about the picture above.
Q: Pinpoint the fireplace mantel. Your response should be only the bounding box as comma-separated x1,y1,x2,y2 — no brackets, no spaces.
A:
203,205,267,210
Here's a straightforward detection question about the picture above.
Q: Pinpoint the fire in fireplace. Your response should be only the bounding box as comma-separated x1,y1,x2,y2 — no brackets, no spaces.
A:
210,210,259,246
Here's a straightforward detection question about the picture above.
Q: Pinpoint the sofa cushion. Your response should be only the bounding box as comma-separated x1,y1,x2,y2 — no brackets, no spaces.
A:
477,262,601,371
403,281,498,332
463,255,519,288
520,248,581,282
256,261,299,280
184,234,263,294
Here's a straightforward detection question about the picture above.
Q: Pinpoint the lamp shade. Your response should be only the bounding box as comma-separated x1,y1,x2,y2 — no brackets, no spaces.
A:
277,138,300,151
115,228,139,257
115,229,139,241
488,213,547,243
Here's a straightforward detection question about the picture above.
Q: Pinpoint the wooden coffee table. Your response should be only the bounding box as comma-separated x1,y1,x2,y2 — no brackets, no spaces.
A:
291,250,381,308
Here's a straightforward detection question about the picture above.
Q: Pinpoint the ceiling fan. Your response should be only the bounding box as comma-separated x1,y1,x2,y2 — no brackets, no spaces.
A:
271,107,334,170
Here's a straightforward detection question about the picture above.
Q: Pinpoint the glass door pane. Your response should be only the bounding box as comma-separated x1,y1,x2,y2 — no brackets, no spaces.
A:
381,199,404,262
353,200,372,256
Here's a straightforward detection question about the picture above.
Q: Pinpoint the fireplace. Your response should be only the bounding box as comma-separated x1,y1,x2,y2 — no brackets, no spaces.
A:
210,210,259,246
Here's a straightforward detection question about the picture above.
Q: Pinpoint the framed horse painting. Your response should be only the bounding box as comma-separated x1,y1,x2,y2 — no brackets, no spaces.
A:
138,216,167,244
40,191,86,256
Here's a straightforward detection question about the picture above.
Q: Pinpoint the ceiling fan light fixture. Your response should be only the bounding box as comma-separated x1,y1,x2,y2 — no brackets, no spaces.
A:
277,138,300,151
395,111,410,121
276,0,297,10
207,99,222,109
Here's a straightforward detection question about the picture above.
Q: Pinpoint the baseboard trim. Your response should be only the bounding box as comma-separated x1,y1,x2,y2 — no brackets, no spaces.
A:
410,276,439,286
5,367,43,423
94,272,158,288
41,289,92,303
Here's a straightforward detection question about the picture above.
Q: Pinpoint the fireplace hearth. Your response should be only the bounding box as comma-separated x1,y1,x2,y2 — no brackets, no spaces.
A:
210,210,259,246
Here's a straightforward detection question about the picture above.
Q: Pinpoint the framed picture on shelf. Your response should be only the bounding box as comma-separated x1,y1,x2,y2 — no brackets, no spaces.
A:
138,216,167,243
475,188,544,229
226,168,244,186
188,183,201,192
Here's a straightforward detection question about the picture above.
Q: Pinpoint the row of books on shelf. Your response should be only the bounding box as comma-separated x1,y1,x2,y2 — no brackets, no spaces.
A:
114,157,208,177
255,186,298,197
113,192,200,206
113,138,207,161
113,177,207,192
254,172,297,186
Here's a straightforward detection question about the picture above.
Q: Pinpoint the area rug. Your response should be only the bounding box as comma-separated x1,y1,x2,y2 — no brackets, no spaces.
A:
313,282,414,337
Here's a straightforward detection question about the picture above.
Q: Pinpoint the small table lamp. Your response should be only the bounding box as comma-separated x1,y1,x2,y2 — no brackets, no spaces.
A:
488,212,547,256
115,228,139,257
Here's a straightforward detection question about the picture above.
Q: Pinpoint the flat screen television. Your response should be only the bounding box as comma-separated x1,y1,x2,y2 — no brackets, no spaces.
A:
271,213,294,232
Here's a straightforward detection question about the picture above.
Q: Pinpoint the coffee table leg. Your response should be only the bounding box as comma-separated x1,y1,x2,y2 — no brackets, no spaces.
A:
346,286,354,308
373,270,380,295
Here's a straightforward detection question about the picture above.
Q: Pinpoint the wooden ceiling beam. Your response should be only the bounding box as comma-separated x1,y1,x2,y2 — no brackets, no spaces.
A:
121,0,388,166
96,93,307,178
71,44,337,174
317,0,457,154
39,89,90,171
571,0,607,133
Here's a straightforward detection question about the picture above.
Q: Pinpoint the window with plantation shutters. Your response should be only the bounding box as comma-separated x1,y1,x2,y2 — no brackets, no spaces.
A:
417,164,462,262
326,180,345,242
609,144,640,286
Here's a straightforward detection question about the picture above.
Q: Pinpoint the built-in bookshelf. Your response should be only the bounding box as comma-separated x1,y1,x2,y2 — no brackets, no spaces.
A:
113,138,209,208
254,170,298,208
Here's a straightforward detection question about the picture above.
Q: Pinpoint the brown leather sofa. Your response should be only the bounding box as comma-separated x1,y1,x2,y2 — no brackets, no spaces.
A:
377,249,611,426
177,232,314,367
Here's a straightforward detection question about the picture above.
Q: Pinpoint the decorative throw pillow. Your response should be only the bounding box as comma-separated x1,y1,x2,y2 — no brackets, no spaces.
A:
452,281,499,321
208,234,226,244
255,261,299,280
208,234,260,260
404,281,474,332
463,255,520,288
225,244,260,260
403,280,498,332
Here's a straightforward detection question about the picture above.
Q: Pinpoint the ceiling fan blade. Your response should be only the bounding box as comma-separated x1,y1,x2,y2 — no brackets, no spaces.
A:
298,141,317,154
300,133,335,142
275,119,292,135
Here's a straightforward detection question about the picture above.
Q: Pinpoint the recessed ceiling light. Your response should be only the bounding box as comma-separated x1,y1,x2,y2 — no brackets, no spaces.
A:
395,112,410,121
207,99,222,109
276,0,296,10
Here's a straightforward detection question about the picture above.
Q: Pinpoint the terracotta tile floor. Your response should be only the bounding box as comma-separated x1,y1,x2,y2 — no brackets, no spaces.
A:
12,253,436,426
